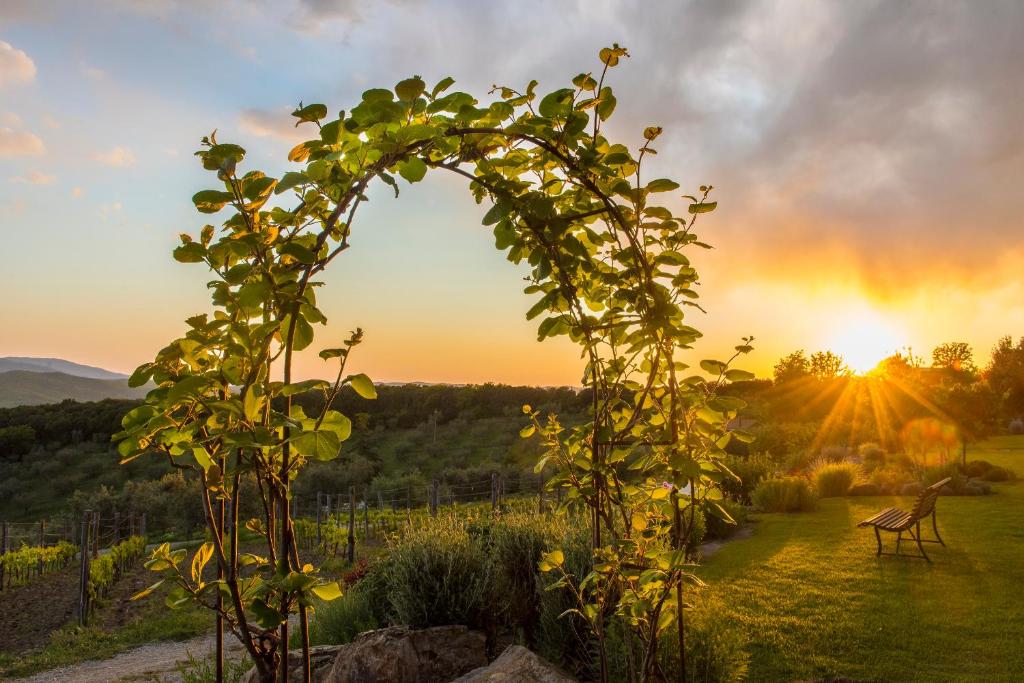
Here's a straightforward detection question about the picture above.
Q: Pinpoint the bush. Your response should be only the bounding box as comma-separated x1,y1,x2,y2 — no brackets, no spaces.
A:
477,513,549,644
848,482,882,496
964,460,995,477
722,452,775,504
752,478,817,512
981,466,1015,482
608,595,750,683
536,521,595,679
813,462,859,497
385,515,490,630
869,464,913,495
820,445,851,463
858,442,886,471
1009,418,1024,435
704,499,745,541
308,579,384,647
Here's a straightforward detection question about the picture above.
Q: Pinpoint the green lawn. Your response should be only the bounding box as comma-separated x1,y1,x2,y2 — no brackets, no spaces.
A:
696,437,1024,682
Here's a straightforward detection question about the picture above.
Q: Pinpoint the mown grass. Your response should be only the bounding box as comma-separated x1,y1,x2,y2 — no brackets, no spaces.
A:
695,437,1024,682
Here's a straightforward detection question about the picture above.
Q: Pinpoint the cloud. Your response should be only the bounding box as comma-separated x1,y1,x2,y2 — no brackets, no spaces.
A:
10,170,55,184
81,64,106,80
0,126,44,157
238,107,310,143
0,40,35,87
93,146,136,167
71,186,84,197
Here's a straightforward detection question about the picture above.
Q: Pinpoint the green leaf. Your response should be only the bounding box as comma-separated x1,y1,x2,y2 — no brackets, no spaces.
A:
398,156,427,183
311,581,344,601
724,369,755,381
688,201,718,214
395,76,426,101
346,373,377,399
646,179,679,193
192,190,233,214
431,76,455,98
520,425,536,438
596,87,616,121
293,429,341,461
192,446,213,472
292,103,328,124
274,171,308,194
320,411,353,442
700,359,728,375
173,242,206,263
191,542,214,583
131,579,165,601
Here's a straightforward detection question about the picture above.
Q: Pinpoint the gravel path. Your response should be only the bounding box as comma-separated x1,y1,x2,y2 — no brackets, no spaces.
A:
5,632,245,683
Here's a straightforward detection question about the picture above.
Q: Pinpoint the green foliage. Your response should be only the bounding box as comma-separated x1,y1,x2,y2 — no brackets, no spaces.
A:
813,462,859,498
113,43,752,681
0,424,35,460
858,442,886,471
89,535,146,602
0,541,77,587
980,465,1015,482
383,514,490,630
170,652,253,683
722,452,775,504
868,463,914,495
307,581,383,647
963,459,995,477
704,498,745,541
752,478,818,513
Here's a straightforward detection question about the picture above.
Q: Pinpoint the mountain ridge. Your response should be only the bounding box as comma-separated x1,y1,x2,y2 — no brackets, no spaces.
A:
0,356,127,380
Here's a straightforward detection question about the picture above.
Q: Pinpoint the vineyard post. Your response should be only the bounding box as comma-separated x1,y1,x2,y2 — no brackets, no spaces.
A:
362,490,369,540
491,473,498,511
0,522,7,590
346,486,355,565
140,513,147,540
78,511,92,625
113,511,120,545
316,492,323,545
38,520,45,573
92,512,99,559
430,480,438,518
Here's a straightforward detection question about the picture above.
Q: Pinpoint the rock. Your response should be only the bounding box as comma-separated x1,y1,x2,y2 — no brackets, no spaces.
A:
452,645,576,683
240,644,343,683
847,483,881,496
324,625,487,683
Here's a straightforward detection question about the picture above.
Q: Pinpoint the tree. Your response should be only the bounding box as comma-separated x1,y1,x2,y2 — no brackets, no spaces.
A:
933,381,998,468
118,46,752,683
931,342,976,376
0,425,35,461
985,336,1024,419
773,350,810,384
809,350,847,380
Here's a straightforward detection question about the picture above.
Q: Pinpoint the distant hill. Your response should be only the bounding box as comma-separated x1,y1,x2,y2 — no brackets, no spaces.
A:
0,370,146,408
0,357,127,380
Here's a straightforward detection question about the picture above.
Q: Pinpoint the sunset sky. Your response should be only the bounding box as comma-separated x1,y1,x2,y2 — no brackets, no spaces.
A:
1,1,1022,386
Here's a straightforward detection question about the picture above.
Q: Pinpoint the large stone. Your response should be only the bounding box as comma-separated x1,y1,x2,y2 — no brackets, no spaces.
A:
324,625,487,683
240,644,343,683
452,645,576,683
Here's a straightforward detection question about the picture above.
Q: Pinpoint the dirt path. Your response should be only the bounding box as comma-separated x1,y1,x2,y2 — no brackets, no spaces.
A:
6,632,245,683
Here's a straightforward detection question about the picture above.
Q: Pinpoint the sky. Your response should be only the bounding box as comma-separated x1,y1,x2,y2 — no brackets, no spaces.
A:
0,0,1022,385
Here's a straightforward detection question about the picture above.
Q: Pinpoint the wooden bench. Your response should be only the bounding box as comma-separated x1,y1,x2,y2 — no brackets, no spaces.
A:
857,477,951,562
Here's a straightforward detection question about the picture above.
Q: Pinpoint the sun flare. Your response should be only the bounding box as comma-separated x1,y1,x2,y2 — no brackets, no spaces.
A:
825,307,905,374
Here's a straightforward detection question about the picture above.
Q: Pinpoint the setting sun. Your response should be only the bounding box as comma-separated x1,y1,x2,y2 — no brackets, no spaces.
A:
826,307,906,374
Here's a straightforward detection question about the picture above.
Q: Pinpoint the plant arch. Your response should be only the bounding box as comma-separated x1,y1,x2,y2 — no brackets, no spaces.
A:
118,45,753,683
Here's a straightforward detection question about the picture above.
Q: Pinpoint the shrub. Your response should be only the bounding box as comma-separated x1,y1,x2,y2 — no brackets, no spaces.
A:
848,482,882,496
385,515,490,630
479,513,549,644
704,499,745,541
869,464,913,495
752,477,818,512
308,580,384,647
923,463,967,493
981,466,1015,482
536,521,595,679
858,442,886,471
609,594,749,683
722,452,775,504
813,462,859,497
820,445,851,463
964,460,995,477
1009,418,1024,435
901,482,923,496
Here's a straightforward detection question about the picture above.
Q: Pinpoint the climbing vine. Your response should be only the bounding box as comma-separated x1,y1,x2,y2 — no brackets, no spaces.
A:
117,44,751,683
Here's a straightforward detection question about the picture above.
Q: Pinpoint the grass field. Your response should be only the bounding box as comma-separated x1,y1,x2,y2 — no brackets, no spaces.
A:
696,436,1024,682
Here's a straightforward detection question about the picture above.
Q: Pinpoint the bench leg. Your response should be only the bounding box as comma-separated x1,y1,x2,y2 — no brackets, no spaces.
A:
873,526,882,556
932,510,944,546
896,531,902,555
914,522,931,563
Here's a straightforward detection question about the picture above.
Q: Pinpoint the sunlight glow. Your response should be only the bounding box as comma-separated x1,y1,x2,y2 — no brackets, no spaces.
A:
825,307,905,374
